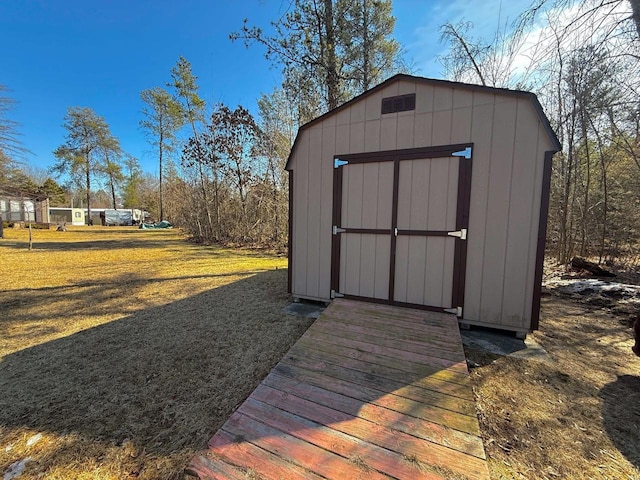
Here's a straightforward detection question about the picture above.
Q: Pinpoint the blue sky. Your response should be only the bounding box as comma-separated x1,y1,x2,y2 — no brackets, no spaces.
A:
0,0,531,178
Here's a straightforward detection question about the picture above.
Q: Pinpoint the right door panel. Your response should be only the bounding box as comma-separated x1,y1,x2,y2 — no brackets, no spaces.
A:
394,156,459,308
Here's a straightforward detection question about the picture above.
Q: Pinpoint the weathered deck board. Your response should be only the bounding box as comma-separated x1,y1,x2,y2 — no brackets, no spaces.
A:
187,299,489,480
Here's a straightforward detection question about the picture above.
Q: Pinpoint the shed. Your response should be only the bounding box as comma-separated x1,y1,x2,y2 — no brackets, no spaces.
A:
0,186,50,224
286,74,561,336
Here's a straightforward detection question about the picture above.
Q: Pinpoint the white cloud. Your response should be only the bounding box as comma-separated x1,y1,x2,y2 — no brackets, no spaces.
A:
397,0,533,77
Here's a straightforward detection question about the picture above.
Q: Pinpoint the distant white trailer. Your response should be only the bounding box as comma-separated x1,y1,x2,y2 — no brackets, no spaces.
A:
104,209,133,226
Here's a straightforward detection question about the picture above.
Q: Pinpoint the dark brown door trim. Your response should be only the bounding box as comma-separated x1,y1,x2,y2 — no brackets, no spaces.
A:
288,172,293,294
388,156,400,301
335,143,473,164
451,156,473,311
330,166,344,293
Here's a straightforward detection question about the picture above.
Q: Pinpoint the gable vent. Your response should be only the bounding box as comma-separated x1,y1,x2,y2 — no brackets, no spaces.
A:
381,93,416,114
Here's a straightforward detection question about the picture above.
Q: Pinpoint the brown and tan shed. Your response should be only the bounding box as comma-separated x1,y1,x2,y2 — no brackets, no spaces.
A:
286,74,561,336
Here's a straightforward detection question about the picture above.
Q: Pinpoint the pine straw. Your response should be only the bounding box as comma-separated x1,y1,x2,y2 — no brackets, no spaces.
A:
466,295,640,479
0,226,313,479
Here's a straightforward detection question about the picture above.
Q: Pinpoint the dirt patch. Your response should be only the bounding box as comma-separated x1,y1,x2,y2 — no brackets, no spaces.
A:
0,227,312,479
466,289,640,478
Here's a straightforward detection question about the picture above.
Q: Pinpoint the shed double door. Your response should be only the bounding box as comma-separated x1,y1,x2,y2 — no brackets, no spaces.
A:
331,144,472,314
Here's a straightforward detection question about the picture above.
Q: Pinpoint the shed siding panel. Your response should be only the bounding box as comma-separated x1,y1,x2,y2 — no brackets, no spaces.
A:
344,164,364,228
501,101,542,327
344,233,361,293
432,86,453,145
464,93,495,321
336,107,350,126
480,98,518,327
377,162,394,229
427,158,453,230
293,133,310,296
336,118,350,154
398,80,417,95
374,236,391,299
349,121,365,153
365,120,381,152
350,98,365,124
414,113,433,148
451,90,473,143
397,113,415,149
380,116,397,151
365,91,383,121
359,234,376,297
306,127,323,298
381,83,400,98
415,84,434,115
319,125,337,298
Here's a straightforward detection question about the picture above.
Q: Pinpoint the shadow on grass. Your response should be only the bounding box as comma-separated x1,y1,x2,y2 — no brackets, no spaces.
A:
600,374,640,469
0,270,312,466
2,238,187,251
0,270,271,327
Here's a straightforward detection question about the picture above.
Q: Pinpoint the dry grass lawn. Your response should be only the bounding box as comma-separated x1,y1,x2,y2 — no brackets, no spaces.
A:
0,226,313,479
2,226,639,479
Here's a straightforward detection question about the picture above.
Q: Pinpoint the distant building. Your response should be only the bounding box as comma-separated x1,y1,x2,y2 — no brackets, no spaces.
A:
49,207,148,226
0,186,50,224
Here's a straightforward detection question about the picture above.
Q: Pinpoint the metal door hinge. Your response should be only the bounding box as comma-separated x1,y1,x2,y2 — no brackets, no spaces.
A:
452,146,472,159
444,306,463,317
447,228,467,240
334,158,348,168
331,290,345,299
332,226,347,235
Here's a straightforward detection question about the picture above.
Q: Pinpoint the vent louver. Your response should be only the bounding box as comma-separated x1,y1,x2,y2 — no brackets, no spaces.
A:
381,93,416,114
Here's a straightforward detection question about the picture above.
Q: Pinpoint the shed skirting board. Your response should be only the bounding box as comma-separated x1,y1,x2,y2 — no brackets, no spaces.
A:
458,318,530,335
294,294,332,303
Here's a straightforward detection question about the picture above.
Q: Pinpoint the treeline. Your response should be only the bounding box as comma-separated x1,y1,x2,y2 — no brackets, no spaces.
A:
439,0,640,265
141,0,404,248
3,0,638,264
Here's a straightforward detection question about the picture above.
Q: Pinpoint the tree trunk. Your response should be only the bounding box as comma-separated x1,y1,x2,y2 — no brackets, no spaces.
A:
110,175,117,209
323,0,340,109
362,0,370,91
570,256,615,276
85,153,92,226
630,0,640,40
212,163,220,241
159,131,164,221
579,109,590,256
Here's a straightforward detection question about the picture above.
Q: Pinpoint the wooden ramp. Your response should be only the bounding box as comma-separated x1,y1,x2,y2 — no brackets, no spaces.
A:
187,299,489,480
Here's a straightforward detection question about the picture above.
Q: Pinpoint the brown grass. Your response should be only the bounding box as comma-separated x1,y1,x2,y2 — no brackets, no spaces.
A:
466,294,640,479
0,226,313,479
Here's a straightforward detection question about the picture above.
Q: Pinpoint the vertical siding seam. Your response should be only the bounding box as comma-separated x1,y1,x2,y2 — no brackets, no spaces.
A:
317,126,325,298
423,160,432,306
341,166,348,292
411,82,418,148
499,100,518,325
358,165,364,296
442,160,452,307
302,134,310,296
478,95,496,318
429,87,435,145
448,88,454,143
373,164,378,296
